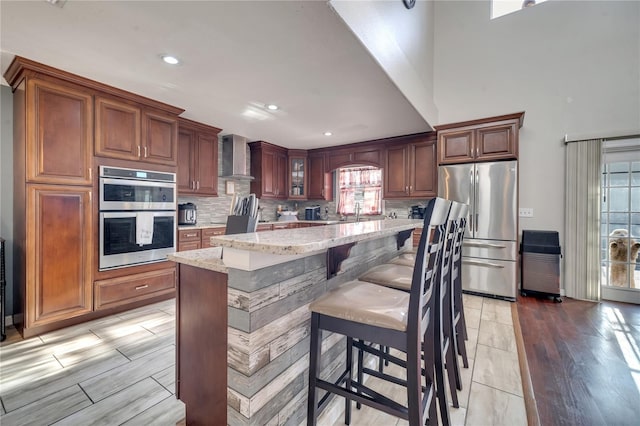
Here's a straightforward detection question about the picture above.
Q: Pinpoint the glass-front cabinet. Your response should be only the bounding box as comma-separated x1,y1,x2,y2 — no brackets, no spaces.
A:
288,150,307,199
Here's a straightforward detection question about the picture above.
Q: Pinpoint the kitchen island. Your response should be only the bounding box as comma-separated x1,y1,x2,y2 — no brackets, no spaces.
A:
167,219,422,425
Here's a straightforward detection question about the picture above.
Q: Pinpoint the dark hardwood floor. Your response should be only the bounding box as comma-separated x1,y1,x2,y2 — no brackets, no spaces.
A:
517,295,640,426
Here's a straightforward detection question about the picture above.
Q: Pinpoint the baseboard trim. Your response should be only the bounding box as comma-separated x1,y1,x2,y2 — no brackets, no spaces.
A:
512,302,541,426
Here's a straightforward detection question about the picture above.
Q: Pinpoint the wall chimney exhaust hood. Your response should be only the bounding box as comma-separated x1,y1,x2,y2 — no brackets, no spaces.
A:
221,134,254,180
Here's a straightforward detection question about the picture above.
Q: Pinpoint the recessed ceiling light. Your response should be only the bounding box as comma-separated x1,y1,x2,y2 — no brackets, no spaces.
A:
324,132,333,136
266,104,279,111
161,55,180,65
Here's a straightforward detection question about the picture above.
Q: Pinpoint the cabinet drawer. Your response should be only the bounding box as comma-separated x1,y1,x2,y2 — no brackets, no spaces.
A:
179,229,201,241
95,268,176,310
179,241,201,252
202,227,225,248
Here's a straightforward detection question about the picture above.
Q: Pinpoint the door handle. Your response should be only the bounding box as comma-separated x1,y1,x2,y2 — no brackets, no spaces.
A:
135,284,149,290
144,146,148,158
462,259,505,269
137,145,141,157
463,241,507,249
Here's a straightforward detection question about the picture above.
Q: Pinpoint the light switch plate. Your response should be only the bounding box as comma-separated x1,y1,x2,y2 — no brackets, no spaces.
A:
519,208,534,218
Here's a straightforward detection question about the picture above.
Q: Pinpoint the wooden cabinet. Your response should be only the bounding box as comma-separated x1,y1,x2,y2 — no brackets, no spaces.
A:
288,150,307,199
25,78,94,185
26,185,93,331
95,96,141,162
178,118,222,196
5,56,185,338
256,223,274,232
384,136,437,199
308,152,332,201
249,141,288,199
95,95,179,166
94,268,176,310
326,145,383,171
201,227,225,248
178,229,202,251
436,112,525,164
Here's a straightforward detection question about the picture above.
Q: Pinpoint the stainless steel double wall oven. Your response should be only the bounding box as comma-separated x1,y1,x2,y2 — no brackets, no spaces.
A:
99,166,177,270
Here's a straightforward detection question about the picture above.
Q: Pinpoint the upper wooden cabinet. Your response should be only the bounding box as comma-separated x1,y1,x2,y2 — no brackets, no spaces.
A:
177,118,222,196
249,141,288,200
23,78,94,185
384,135,437,199
308,152,332,201
326,145,383,171
95,95,179,166
436,112,525,164
95,96,141,161
287,150,308,200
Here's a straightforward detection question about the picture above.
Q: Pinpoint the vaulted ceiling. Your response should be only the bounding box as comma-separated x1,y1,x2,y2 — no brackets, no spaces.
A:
0,0,430,149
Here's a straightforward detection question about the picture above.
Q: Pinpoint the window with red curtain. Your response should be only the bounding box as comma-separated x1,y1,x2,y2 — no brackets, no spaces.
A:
337,167,382,215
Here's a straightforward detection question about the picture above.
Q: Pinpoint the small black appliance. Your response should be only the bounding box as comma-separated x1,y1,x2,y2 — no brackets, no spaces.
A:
411,204,427,219
178,203,197,225
305,205,321,220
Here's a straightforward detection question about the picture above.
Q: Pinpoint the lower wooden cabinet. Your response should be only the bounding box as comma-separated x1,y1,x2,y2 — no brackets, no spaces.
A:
25,185,94,331
178,229,201,251
94,267,176,310
201,227,225,248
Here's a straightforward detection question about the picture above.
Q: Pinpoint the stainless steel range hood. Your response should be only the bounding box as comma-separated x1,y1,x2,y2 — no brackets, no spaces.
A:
221,134,254,180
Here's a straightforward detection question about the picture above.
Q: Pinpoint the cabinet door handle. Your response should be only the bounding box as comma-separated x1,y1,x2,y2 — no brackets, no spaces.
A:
89,168,92,180
144,146,148,158
135,284,149,290
196,181,200,190
137,145,141,157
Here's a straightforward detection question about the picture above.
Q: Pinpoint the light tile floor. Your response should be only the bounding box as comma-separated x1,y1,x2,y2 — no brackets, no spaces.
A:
0,295,526,425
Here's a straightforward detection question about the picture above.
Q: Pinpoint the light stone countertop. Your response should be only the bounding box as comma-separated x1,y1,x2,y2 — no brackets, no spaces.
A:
177,220,340,231
209,219,423,255
166,246,226,273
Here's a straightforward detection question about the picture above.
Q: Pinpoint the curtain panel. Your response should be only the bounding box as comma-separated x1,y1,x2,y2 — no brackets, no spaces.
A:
564,139,602,300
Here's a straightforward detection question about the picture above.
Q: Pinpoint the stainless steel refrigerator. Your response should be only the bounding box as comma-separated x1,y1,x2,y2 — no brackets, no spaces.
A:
438,160,518,300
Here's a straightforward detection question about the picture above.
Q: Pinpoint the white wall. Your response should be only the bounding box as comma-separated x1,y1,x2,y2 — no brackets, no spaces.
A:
1,84,13,316
433,0,640,286
330,0,439,126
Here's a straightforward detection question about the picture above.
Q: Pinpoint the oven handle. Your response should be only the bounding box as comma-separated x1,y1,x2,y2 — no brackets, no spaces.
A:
100,177,176,189
101,211,176,218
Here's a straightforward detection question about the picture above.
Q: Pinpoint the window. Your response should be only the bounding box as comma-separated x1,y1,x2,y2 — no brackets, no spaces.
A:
337,166,382,216
491,0,548,19
601,139,640,292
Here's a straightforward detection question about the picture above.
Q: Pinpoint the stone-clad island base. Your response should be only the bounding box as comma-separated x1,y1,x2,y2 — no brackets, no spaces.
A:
167,219,422,425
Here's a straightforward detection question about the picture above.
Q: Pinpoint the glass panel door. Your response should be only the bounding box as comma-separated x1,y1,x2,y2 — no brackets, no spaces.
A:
601,160,640,304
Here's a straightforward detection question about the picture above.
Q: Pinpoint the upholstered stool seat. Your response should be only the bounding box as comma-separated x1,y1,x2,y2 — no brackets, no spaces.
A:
358,263,413,291
310,280,409,332
389,252,416,267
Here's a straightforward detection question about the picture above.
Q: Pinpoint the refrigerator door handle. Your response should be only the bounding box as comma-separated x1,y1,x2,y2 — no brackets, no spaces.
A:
474,169,479,233
463,241,507,249
463,259,505,269
469,168,475,233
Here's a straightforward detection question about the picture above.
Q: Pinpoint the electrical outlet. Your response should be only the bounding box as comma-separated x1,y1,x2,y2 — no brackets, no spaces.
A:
519,208,534,218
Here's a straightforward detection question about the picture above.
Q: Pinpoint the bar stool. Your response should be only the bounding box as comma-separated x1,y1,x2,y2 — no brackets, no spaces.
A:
307,197,451,426
358,202,465,413
450,207,469,368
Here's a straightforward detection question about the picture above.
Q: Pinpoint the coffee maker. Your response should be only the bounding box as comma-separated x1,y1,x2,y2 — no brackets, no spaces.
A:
178,203,197,225
305,205,321,220
410,204,427,219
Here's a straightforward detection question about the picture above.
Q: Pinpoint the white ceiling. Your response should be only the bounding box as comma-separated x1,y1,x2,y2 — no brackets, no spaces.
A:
0,0,430,149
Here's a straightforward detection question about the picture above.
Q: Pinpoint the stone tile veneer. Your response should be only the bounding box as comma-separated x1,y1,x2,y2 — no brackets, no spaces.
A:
224,232,410,425
169,219,420,425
